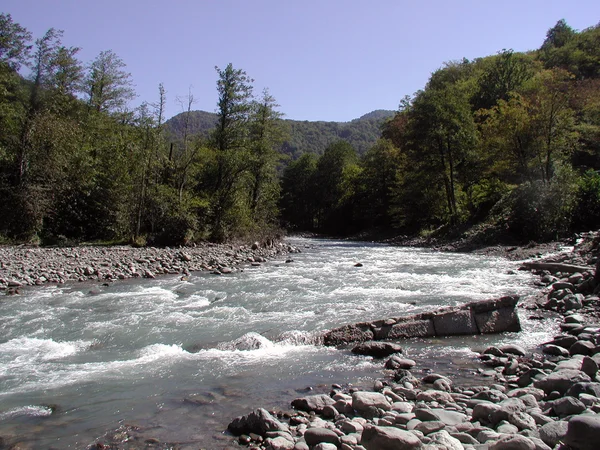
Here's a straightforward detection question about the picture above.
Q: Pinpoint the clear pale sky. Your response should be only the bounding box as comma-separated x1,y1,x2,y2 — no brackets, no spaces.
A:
2,1,599,121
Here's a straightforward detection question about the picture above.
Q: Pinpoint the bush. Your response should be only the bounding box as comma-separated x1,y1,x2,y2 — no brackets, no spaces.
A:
504,170,578,241
572,170,600,231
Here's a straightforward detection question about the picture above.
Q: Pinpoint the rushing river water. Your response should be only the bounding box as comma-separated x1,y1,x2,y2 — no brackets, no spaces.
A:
0,238,557,448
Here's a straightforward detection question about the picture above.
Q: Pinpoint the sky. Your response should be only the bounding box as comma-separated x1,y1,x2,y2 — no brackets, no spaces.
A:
2,1,599,122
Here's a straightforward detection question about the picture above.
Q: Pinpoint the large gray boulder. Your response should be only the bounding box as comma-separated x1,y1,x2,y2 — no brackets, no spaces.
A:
361,425,424,450
352,391,391,417
563,415,600,450
432,309,478,335
539,421,569,448
227,408,289,436
533,369,592,394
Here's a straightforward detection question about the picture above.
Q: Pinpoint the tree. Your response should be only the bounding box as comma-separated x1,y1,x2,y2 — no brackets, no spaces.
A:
314,140,360,233
356,139,404,228
279,153,318,230
86,50,135,113
210,63,254,240
0,13,32,70
474,49,534,111
542,19,576,51
247,88,286,225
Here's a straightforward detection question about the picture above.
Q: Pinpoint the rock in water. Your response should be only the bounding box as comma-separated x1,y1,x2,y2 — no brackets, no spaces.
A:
352,341,403,357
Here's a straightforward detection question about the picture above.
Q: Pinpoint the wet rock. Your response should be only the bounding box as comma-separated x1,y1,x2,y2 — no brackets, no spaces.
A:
500,344,526,356
542,344,570,357
323,324,374,346
352,341,403,358
385,355,416,370
361,424,424,450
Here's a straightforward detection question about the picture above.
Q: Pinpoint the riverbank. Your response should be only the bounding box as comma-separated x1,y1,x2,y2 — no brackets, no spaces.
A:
0,240,297,293
217,232,600,450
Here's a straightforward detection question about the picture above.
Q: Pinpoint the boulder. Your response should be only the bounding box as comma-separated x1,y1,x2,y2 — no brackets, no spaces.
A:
542,344,570,357
539,421,569,448
352,341,403,358
303,428,340,447
414,408,467,425
432,309,478,335
533,369,592,394
549,396,586,417
489,434,536,450
385,355,416,370
563,415,600,450
352,391,391,417
386,320,435,339
361,425,424,450
291,394,335,413
500,344,526,356
570,340,596,356
227,408,289,436
566,382,600,398
428,430,463,450
323,324,374,346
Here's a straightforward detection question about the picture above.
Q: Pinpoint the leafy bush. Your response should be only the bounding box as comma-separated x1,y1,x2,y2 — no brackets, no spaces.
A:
572,170,600,231
504,168,578,241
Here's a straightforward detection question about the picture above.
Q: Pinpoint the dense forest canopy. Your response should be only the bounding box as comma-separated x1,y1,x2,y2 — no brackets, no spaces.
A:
0,14,599,245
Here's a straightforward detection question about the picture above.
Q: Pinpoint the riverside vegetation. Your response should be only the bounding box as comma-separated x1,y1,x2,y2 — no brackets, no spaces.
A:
0,16,599,246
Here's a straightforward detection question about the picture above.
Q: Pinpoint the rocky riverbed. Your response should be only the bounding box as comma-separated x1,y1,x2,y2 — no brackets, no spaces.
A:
0,240,297,293
3,232,600,449
216,231,600,450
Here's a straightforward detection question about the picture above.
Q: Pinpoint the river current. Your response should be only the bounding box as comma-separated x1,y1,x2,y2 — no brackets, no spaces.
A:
0,238,556,448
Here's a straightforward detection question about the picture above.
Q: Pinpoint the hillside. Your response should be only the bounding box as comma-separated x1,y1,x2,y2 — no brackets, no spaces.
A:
164,109,395,158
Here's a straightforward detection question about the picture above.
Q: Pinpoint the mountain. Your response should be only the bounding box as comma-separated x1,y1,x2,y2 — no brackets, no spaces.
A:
164,109,395,158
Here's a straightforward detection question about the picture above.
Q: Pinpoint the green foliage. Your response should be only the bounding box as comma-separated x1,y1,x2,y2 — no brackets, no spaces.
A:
504,166,579,241
572,170,600,231
165,109,394,159
279,153,318,230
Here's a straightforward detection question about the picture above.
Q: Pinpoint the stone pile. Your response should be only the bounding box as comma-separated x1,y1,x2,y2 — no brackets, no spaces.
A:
0,241,298,292
227,311,600,450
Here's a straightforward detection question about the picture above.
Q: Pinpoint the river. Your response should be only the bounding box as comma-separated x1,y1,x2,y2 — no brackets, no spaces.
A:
0,238,555,448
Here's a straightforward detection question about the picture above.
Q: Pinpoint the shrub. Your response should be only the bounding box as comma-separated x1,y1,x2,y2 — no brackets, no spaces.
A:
572,170,600,231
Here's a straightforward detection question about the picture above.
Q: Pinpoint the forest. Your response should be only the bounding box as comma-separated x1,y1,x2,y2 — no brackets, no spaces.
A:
0,15,599,246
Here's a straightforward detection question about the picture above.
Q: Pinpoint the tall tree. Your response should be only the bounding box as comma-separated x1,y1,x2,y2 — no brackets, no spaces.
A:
85,50,135,113
247,88,286,224
210,63,254,240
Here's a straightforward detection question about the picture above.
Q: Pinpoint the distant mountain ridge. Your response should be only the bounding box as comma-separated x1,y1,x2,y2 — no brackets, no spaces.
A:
165,109,395,157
